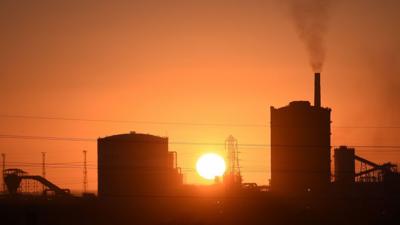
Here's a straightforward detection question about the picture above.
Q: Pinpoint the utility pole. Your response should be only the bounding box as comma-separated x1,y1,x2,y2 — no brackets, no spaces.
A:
1,153,5,192
83,150,88,193
41,152,46,192
42,152,46,178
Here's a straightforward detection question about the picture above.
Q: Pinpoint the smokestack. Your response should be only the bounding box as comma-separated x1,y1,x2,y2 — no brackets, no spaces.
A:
314,73,321,107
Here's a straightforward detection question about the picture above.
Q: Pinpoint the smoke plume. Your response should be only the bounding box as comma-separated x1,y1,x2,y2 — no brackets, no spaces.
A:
288,0,331,72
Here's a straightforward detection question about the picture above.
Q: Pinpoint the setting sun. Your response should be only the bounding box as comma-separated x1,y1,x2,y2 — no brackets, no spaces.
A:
196,153,226,180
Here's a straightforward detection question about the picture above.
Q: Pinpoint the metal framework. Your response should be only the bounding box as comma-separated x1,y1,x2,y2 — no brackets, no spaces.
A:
225,135,242,186
355,155,397,182
3,168,70,196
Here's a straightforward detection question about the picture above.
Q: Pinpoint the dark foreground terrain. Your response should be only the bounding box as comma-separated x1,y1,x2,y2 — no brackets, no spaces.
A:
1,189,399,225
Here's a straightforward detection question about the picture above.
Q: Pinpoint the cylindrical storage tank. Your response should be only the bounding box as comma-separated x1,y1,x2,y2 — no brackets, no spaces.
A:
98,132,169,198
334,146,355,184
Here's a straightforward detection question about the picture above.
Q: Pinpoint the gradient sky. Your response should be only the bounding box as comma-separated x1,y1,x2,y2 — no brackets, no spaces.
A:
1,0,400,192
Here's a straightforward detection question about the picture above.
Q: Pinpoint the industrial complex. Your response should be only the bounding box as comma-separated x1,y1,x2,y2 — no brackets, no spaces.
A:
1,73,399,225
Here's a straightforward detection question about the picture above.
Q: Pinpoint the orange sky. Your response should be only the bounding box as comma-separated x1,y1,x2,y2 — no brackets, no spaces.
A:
0,0,400,192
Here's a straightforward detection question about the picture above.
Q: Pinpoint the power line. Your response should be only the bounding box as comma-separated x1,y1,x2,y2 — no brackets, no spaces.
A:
5,161,95,165
0,134,94,142
0,114,265,127
2,114,400,129
5,163,386,174
1,133,400,150
4,155,399,174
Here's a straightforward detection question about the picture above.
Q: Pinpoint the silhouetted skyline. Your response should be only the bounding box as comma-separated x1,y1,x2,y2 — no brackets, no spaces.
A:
1,0,400,191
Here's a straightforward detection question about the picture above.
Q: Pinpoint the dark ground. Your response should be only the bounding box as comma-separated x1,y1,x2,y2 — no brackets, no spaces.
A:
1,189,399,225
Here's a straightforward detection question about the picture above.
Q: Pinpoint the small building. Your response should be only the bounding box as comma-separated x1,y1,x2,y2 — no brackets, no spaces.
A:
334,146,355,184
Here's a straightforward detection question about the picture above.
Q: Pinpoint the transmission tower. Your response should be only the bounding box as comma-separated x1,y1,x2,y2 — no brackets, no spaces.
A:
83,150,88,193
225,135,242,186
1,153,5,192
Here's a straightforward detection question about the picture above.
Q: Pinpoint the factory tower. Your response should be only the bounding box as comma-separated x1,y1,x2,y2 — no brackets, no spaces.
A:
270,73,331,195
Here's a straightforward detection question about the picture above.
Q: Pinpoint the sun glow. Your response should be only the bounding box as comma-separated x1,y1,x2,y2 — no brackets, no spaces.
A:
196,153,226,180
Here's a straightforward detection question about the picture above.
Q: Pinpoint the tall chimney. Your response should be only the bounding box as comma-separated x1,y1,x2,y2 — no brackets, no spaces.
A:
314,73,321,107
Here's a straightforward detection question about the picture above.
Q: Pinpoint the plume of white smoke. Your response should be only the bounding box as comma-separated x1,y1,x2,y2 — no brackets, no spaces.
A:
288,0,331,72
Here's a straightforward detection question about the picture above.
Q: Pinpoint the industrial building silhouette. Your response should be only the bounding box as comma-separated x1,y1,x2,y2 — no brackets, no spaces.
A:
334,146,356,184
98,132,182,198
271,73,331,195
270,73,399,196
